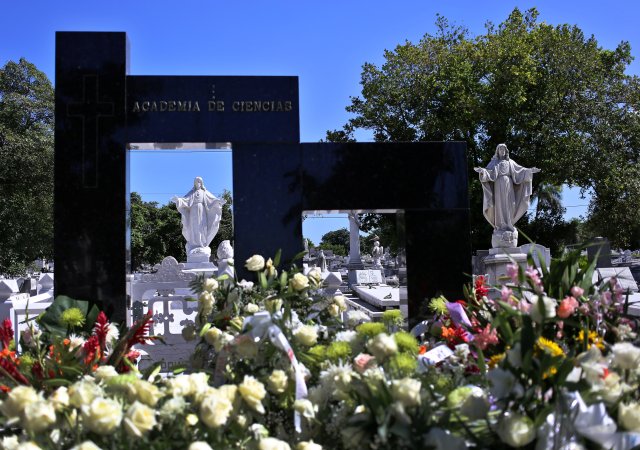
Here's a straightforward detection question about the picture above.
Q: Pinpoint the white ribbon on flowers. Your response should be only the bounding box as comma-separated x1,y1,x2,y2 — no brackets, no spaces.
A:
536,391,640,450
242,311,309,433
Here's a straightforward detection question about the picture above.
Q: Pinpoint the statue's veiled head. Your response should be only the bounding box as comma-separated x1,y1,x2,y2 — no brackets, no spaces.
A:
494,144,509,160
193,176,205,190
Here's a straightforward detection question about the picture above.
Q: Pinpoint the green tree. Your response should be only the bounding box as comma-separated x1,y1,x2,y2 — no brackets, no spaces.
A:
319,228,350,256
0,59,53,275
329,8,640,248
210,189,233,253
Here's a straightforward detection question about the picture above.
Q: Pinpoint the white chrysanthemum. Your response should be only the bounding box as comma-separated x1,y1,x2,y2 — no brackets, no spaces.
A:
320,361,354,394
335,330,357,344
68,334,86,351
105,323,120,344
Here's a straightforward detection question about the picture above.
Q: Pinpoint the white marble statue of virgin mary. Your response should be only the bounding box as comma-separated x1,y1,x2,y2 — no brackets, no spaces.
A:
474,144,540,248
172,177,226,258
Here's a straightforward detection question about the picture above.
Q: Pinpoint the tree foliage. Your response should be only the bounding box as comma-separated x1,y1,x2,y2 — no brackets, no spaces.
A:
130,190,234,271
329,8,640,248
319,228,350,256
0,58,53,275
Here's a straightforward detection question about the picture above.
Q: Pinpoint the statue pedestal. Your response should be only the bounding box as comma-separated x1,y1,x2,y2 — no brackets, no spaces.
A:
346,261,365,287
483,247,528,285
182,253,217,276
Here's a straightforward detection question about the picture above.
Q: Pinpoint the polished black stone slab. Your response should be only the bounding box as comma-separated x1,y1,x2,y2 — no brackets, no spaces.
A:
127,76,299,143
55,32,470,325
55,32,128,321
233,142,471,325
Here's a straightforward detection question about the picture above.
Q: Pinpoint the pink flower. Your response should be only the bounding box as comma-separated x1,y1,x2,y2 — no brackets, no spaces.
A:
506,264,519,283
602,291,612,305
474,324,499,350
557,296,579,319
525,266,544,292
570,286,584,298
353,353,376,373
500,286,514,304
519,300,532,314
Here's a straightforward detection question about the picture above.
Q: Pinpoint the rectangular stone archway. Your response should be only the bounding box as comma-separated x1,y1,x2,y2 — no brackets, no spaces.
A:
55,32,470,324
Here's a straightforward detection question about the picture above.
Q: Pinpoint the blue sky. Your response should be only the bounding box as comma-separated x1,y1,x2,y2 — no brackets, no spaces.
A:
2,0,637,243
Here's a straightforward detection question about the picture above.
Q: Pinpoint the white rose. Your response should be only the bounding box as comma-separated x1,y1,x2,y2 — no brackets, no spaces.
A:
259,437,291,450
49,386,70,411
15,443,42,450
239,375,266,414
611,342,640,370
367,333,398,361
244,303,260,314
203,277,219,292
0,386,40,419
189,443,213,450
294,325,318,347
529,295,557,323
296,442,322,450
458,386,489,420
307,268,322,284
267,369,289,394
391,378,421,408
204,327,222,347
496,412,535,447
290,273,310,292
619,402,640,432
69,379,103,408
238,279,254,291
333,295,347,311
293,398,316,419
200,390,233,428
218,384,238,403
335,330,357,344
123,401,157,437
327,304,340,317
81,397,123,435
189,372,210,393
159,396,187,420
198,292,214,315
22,400,56,433
245,255,265,271
166,374,194,397
0,435,19,450
93,365,119,382
128,380,162,407
69,441,102,450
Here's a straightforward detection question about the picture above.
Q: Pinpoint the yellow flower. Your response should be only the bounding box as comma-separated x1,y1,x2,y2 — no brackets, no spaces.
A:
577,330,605,350
536,337,564,357
489,353,505,368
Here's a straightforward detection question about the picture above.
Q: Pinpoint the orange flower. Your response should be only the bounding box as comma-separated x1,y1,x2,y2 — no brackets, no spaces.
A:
419,345,428,355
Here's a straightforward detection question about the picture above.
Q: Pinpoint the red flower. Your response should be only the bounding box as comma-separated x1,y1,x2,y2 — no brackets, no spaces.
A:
93,312,110,349
0,319,13,350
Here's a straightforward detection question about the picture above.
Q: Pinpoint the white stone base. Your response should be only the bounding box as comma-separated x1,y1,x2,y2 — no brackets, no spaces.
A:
181,262,217,278
484,250,528,285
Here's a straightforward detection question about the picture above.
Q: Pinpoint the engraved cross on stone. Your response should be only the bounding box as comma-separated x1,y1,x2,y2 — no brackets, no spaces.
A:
67,75,114,188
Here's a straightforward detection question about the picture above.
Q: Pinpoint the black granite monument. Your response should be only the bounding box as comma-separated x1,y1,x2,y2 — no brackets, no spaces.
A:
55,32,470,325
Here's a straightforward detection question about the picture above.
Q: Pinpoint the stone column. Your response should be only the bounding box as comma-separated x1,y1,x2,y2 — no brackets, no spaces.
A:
347,212,364,269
